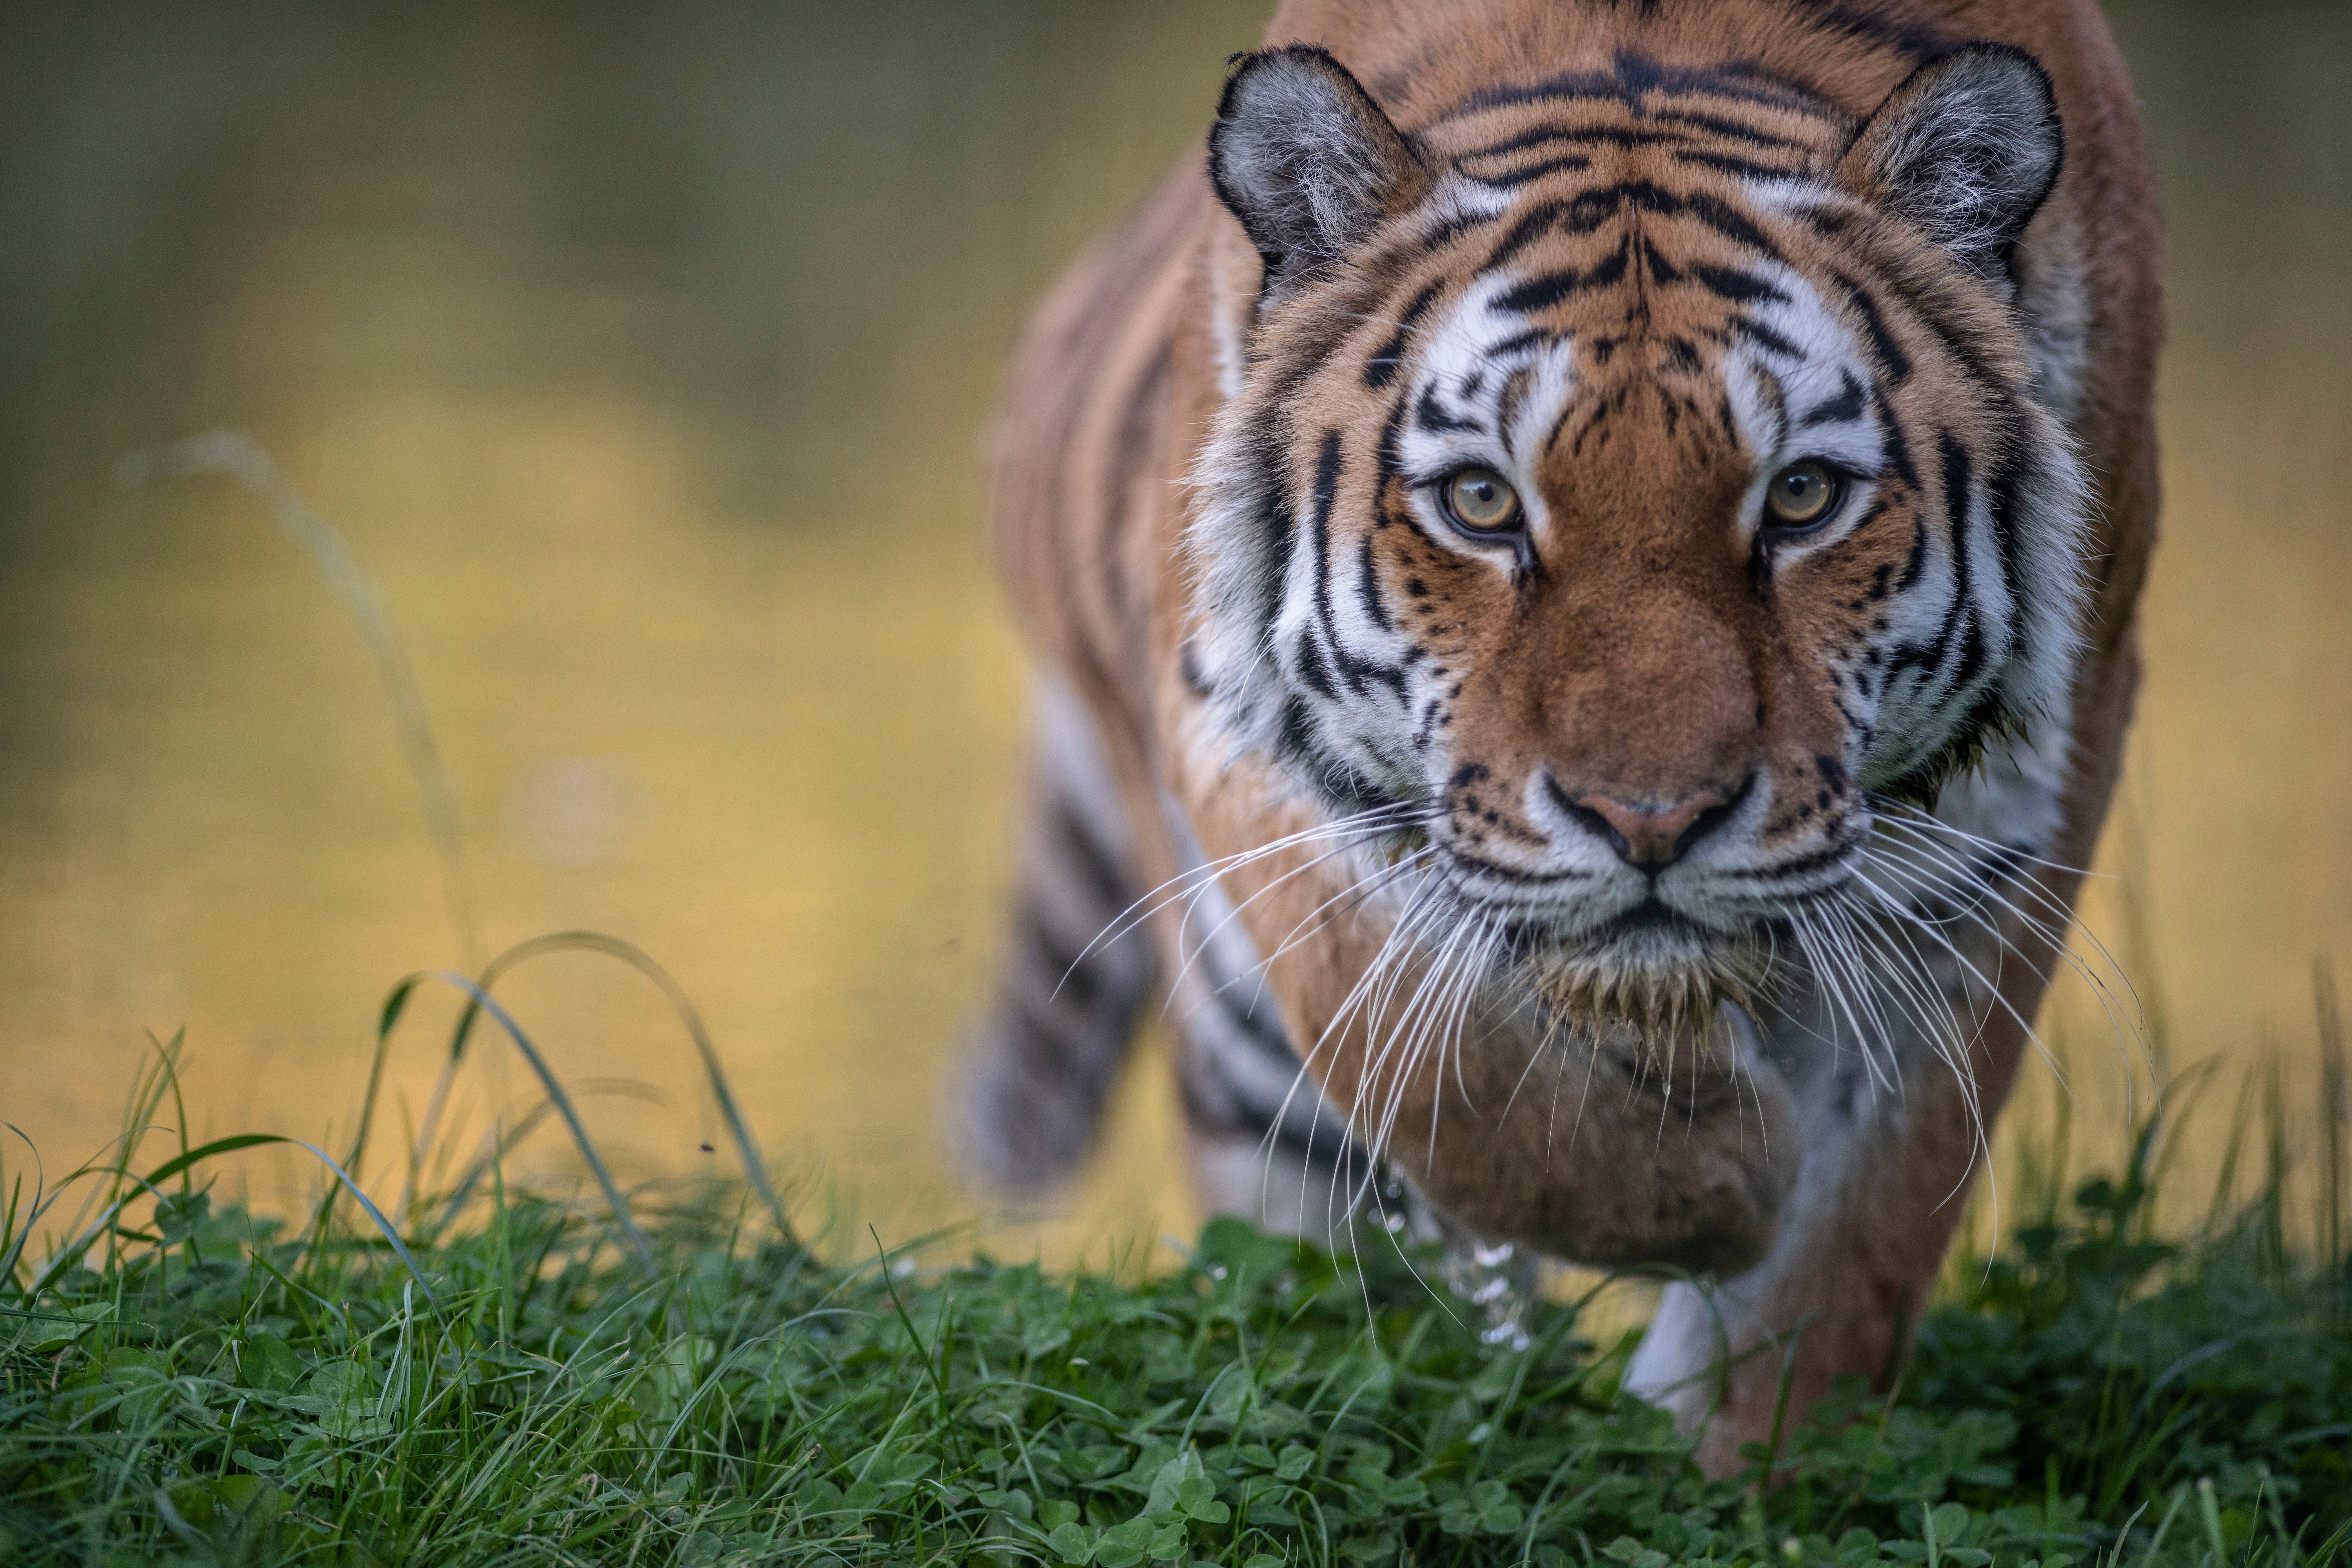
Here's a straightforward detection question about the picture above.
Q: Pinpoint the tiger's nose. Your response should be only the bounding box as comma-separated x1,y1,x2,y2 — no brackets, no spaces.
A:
1570,786,1734,870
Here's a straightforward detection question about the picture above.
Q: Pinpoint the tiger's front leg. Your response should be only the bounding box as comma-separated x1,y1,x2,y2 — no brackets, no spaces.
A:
1625,927,2039,1475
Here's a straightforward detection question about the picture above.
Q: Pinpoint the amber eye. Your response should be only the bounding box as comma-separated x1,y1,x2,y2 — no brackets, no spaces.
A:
1762,461,1844,529
1442,467,1523,533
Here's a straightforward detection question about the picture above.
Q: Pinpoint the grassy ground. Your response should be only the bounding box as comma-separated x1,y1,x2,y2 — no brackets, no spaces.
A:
4,1011,2349,1565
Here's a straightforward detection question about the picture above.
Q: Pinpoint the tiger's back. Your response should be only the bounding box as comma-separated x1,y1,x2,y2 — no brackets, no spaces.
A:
966,0,2158,1470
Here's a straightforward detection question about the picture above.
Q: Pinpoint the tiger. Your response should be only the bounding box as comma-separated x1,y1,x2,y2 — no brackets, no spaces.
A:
957,0,2160,1472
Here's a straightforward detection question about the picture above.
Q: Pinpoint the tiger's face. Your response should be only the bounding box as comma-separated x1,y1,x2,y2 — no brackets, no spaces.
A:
1189,44,2088,1027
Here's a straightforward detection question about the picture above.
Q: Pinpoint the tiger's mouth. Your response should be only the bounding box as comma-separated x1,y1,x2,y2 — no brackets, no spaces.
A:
1496,897,1779,1042
1397,835,1792,1043
1497,897,1719,958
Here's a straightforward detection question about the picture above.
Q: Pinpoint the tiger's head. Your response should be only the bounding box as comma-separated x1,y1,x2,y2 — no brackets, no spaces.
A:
1186,42,2089,1033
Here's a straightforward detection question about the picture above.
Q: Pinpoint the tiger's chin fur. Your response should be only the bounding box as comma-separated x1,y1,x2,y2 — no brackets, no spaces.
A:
1525,931,1772,1050
1436,873,1777,1046
967,0,2161,1477
1365,816,1780,1061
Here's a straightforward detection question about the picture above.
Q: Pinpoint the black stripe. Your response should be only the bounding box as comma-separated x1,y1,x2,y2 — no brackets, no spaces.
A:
1372,394,1442,549
1882,435,1957,691
1570,179,1687,227
1801,203,1855,243
1646,107,1813,151
1226,427,1300,671
1261,487,1297,603
1307,429,1349,688
1099,335,1174,628
1986,446,2027,638
1790,1,1951,60
1726,839,1860,882
1673,149,1807,180
1459,123,1595,161
1399,280,1446,328
1896,513,1931,592
1414,387,1483,434
1466,152,1594,189
1350,207,1512,290
1682,191,1788,263
1950,605,1991,700
1873,267,1998,389
1732,316,1802,359
1483,199,1572,273
1260,269,1399,411
1275,696,1318,763
1412,694,1446,750
1211,981,1297,1063
1801,371,1866,428
1941,431,2011,702
1753,365,1789,450
1411,211,1490,255
1356,537,1395,632
1691,263,1788,305
1441,853,1594,889
1052,797,1131,916
1461,122,1760,160
1179,639,1213,699
1364,281,1445,390
1835,274,1911,383
1294,626,1338,699
1873,384,1920,494
1309,430,1411,702
1496,239,1630,312
1496,365,1534,452
1555,394,1596,459
1921,430,1982,698
1454,54,1829,118
1022,906,1098,1013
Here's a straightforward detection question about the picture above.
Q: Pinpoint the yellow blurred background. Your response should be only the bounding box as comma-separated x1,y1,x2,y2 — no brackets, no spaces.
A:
0,1,2345,1264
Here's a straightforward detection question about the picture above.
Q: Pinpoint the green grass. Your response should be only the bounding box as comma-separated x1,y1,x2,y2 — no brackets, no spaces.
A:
4,1004,2349,1566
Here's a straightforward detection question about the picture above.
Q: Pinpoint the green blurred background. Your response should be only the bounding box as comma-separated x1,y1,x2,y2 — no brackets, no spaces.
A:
1,1,2345,1260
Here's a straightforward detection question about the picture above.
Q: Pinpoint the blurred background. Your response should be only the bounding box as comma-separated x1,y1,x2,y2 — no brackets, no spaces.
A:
1,0,2345,1263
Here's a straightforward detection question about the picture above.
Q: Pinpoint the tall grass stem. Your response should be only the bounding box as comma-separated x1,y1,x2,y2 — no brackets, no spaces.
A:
115,430,482,968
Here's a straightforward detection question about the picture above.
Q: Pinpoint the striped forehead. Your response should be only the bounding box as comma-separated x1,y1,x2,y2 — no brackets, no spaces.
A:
1704,252,1884,472
1384,186,1882,478
1392,271,1579,479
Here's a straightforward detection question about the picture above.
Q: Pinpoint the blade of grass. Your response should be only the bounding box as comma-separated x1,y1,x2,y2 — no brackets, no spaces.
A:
410,931,791,1243
408,970,656,1273
25,1132,436,1307
2314,958,2344,1274
0,1122,54,1289
116,430,481,967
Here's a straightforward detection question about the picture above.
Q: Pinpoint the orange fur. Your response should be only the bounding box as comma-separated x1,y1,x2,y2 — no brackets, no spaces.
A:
988,0,2159,1472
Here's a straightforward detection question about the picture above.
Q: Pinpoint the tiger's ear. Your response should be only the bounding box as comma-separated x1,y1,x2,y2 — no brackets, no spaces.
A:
1840,43,2063,281
1209,46,1429,292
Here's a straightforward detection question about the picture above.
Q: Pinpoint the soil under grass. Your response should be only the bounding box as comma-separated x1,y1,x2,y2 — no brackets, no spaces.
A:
4,1102,2348,1567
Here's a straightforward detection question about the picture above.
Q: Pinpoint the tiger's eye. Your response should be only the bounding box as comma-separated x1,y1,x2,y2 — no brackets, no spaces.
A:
1764,461,1841,528
1445,467,1522,532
